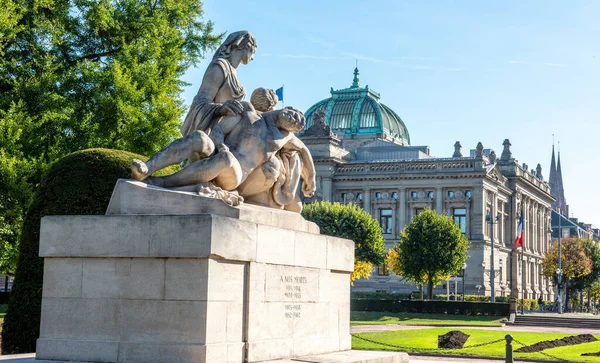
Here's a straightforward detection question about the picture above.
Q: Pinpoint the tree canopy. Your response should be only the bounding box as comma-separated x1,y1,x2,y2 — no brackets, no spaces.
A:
386,209,469,299
541,238,592,283
0,0,221,275
542,237,594,311
302,201,386,283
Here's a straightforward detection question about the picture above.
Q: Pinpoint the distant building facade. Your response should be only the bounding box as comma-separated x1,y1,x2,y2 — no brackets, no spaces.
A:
548,146,598,241
300,70,555,299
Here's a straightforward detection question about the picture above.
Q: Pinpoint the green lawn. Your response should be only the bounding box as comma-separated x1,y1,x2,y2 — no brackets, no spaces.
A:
352,328,600,362
351,311,505,327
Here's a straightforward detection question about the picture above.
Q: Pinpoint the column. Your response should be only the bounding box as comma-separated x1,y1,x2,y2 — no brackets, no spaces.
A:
436,187,443,214
363,188,371,216
398,188,406,231
322,177,333,201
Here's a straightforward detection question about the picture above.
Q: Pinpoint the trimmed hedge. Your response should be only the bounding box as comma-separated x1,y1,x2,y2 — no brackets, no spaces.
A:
351,299,510,316
0,149,172,354
0,292,11,304
351,291,511,303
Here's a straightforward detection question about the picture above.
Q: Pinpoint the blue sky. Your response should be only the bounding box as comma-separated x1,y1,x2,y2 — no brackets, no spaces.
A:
183,0,600,225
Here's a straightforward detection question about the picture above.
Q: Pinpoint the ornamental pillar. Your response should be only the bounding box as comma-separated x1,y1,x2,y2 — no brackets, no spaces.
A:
398,188,406,231
363,188,371,216
436,187,443,214
322,177,333,202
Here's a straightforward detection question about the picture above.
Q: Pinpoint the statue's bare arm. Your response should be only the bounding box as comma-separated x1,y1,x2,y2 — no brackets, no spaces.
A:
282,136,316,196
211,116,241,152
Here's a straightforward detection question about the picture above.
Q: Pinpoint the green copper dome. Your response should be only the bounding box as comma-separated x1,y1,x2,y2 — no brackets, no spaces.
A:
304,68,410,145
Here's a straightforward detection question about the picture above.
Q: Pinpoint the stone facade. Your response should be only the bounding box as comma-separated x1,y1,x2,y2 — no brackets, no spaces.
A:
301,132,555,300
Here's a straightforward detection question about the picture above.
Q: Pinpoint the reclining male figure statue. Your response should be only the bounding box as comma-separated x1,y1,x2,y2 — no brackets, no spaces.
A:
130,104,316,203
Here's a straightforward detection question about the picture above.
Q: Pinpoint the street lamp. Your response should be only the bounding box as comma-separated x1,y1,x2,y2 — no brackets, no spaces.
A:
557,268,563,314
462,262,467,301
557,207,563,314
486,209,501,303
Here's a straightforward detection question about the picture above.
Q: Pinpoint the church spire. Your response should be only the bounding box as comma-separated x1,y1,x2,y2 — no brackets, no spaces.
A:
549,139,567,216
549,139,557,190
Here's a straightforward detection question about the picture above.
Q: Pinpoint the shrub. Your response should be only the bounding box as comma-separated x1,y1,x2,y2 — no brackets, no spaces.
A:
517,298,540,311
350,299,509,316
0,148,174,354
302,202,386,283
351,291,410,300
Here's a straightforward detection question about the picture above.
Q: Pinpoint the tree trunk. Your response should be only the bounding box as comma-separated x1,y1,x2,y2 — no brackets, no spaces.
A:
419,284,423,300
427,278,434,300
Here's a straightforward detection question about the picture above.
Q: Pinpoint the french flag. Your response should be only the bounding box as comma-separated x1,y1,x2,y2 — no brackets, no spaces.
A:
514,210,524,248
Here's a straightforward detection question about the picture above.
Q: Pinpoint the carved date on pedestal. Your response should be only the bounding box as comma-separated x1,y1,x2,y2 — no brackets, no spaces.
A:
281,275,307,319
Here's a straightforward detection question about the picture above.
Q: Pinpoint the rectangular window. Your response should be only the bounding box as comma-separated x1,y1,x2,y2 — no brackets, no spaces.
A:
453,208,467,234
411,191,417,198
448,191,455,198
375,192,381,199
428,191,434,199
357,193,363,200
379,209,393,234
465,190,472,198
392,192,397,200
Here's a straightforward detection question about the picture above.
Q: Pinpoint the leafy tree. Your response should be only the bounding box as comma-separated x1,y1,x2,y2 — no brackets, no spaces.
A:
386,209,469,300
0,0,221,275
542,237,592,311
302,202,386,283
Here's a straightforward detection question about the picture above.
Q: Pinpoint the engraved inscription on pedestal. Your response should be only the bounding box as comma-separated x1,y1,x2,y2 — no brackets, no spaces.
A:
281,275,307,319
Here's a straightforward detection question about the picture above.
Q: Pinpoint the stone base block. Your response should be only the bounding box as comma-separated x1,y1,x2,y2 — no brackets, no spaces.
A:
37,182,355,362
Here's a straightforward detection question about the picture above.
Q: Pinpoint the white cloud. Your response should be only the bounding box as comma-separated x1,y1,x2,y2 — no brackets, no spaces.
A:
278,54,343,60
400,56,441,61
306,37,337,51
413,65,464,72
543,62,567,67
509,60,568,67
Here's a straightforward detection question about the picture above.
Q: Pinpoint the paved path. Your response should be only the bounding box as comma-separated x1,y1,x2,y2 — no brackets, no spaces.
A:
352,323,600,335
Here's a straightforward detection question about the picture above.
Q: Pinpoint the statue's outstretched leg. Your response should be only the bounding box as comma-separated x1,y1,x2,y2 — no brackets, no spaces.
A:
131,131,215,180
145,151,242,190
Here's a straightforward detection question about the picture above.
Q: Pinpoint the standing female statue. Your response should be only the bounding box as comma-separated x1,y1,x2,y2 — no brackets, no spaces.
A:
180,30,257,136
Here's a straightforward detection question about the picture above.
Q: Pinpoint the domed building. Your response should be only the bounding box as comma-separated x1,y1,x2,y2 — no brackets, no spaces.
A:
300,69,555,302
304,68,410,147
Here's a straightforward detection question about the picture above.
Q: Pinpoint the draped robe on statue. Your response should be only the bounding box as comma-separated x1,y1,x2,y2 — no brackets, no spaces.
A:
180,58,245,137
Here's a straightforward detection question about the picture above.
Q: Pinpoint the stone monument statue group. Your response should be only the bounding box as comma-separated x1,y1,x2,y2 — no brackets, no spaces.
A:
130,30,317,212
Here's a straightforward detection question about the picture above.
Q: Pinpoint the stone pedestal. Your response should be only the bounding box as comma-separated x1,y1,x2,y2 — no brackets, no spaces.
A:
36,180,356,363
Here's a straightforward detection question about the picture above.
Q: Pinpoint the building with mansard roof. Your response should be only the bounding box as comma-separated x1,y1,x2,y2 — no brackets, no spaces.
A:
300,70,555,300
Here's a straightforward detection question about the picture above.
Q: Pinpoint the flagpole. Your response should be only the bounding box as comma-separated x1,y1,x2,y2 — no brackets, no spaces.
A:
282,84,284,109
521,238,525,314
520,209,525,315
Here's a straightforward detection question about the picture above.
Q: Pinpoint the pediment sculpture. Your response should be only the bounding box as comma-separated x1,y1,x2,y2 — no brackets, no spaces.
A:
131,31,316,212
